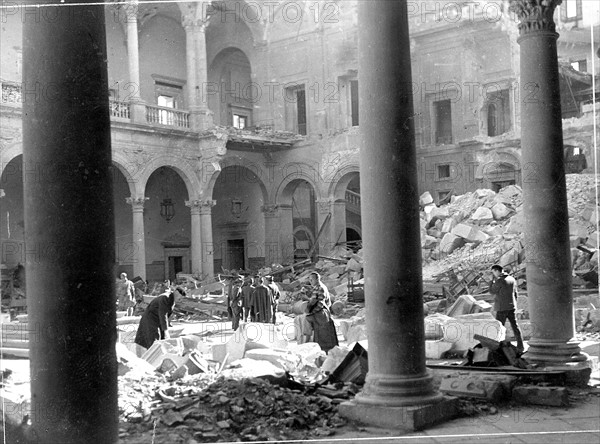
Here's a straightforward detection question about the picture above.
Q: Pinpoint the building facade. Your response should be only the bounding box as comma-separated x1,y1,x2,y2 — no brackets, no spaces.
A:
1,0,598,281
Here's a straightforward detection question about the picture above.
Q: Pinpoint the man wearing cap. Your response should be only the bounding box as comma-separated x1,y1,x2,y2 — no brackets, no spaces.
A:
250,276,274,323
265,276,280,325
490,264,524,353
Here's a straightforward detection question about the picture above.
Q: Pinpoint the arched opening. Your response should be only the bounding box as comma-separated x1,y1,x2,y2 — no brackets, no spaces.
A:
112,164,134,279
0,156,24,268
484,162,520,192
330,171,362,250
487,103,497,136
290,180,317,261
212,165,267,272
144,167,190,282
207,47,253,128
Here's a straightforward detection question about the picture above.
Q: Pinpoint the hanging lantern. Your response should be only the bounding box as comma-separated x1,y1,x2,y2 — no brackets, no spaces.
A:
160,198,175,222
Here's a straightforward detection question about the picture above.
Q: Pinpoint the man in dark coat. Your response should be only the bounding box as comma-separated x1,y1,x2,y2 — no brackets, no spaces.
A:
250,277,274,323
240,276,255,322
227,277,243,330
134,286,186,350
490,264,524,353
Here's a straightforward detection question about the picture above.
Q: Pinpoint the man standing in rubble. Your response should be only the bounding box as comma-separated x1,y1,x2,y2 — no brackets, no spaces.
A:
250,276,274,323
304,272,338,352
116,272,136,316
490,264,524,353
240,276,255,322
226,276,243,330
265,276,281,325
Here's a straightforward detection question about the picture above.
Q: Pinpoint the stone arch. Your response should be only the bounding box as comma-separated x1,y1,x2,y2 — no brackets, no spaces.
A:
204,0,266,45
208,163,269,203
475,149,521,179
207,47,254,127
110,151,138,197
275,164,322,205
203,157,270,202
328,163,360,200
137,156,201,200
0,142,22,178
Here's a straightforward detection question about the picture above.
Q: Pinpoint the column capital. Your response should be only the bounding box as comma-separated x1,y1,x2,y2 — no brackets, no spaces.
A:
261,204,279,218
509,0,561,37
126,196,148,211
182,2,210,32
192,199,216,215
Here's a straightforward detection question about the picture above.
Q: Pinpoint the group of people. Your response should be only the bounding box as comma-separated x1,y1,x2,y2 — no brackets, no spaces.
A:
224,274,281,330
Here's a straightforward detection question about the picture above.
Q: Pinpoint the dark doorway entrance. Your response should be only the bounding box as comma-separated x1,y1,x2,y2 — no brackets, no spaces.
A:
168,256,183,281
227,239,245,271
492,180,516,193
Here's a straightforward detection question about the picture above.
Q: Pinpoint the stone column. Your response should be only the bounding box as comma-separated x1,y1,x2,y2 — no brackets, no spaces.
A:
186,199,203,277
321,198,347,255
125,0,146,123
278,204,294,264
182,4,213,130
338,0,454,430
199,199,216,278
23,4,117,442
262,204,281,265
509,0,586,365
126,196,148,279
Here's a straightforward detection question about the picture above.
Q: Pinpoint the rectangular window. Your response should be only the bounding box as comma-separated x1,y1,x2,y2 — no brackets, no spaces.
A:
350,80,359,126
437,164,451,179
561,0,582,21
233,114,247,129
571,60,587,73
434,99,452,145
285,84,308,135
296,88,307,135
487,89,511,137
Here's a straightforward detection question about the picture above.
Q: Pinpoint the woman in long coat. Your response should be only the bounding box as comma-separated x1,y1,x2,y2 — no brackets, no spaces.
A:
134,286,186,350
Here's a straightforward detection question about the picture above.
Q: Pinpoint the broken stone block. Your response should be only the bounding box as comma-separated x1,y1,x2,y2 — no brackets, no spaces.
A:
427,228,443,238
220,358,287,383
345,324,368,343
244,348,300,372
424,204,437,222
345,258,363,272
331,300,345,316
439,374,516,401
585,232,599,249
570,236,584,248
471,300,493,313
443,313,506,352
423,235,438,249
321,345,352,373
491,202,511,220
471,207,493,223
475,189,495,199
424,313,452,340
439,233,465,255
334,282,349,297
512,386,569,407
569,222,588,238
499,248,519,268
425,340,453,359
441,217,457,234
451,223,489,243
431,206,449,219
420,191,434,207
484,225,504,237
446,294,477,317
498,184,521,198
505,213,524,234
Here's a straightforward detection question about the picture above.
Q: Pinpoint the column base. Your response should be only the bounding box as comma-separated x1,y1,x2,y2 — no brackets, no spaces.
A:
539,358,594,388
524,338,588,365
338,396,458,431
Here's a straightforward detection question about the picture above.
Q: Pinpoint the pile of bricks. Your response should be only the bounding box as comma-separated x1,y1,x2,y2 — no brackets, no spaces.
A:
420,174,599,288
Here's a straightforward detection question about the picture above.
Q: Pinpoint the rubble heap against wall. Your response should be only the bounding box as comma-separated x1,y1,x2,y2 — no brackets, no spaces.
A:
420,174,599,290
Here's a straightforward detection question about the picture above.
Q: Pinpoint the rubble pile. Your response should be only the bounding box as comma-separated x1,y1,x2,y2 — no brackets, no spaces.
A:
120,376,350,442
420,174,599,288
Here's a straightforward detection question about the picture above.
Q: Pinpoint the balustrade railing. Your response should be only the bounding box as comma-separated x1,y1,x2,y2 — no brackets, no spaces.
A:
145,104,190,129
109,99,130,119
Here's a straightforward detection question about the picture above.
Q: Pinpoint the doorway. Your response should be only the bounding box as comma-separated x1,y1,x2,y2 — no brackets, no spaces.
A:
167,256,183,282
227,239,245,271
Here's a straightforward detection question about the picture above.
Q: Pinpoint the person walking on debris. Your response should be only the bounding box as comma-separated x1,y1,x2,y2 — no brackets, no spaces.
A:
134,286,186,350
265,275,281,325
240,276,255,322
227,276,244,330
489,264,524,353
250,276,274,323
116,272,136,316
304,272,338,352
